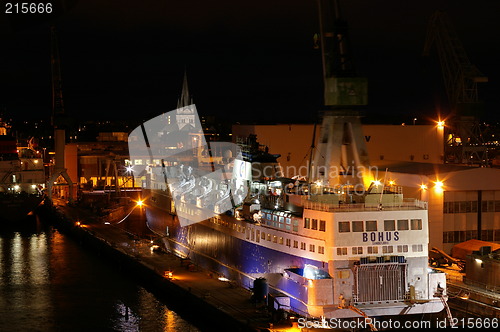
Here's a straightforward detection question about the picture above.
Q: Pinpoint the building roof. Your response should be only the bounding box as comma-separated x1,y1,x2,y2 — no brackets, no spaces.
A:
376,161,500,191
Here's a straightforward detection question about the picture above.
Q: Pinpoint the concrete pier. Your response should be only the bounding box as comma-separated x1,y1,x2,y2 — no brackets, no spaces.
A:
38,199,281,332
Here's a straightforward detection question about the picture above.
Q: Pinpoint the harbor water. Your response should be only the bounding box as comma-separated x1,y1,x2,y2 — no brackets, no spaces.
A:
0,215,201,332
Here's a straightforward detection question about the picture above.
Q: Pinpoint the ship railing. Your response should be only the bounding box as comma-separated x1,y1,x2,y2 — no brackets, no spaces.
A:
302,197,427,212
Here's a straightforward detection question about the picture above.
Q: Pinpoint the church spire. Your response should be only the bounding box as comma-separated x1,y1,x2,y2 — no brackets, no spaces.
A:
177,70,192,108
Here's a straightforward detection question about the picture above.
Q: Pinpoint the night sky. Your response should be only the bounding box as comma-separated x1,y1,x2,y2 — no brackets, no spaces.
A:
1,0,499,125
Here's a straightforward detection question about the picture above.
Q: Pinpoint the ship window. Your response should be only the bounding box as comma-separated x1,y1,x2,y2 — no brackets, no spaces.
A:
286,238,291,247
352,247,363,255
293,240,298,248
292,219,299,232
304,218,311,229
261,232,265,240
301,242,306,250
367,246,378,254
338,221,350,233
397,245,408,253
286,218,291,224
412,244,423,252
273,236,278,243
319,220,326,232
256,230,260,242
267,213,272,220
352,221,364,232
318,246,324,254
397,219,409,231
382,246,393,253
278,237,283,245
267,234,271,241
309,244,315,252
411,219,422,230
311,219,318,230
366,220,377,231
337,247,348,256
384,220,395,231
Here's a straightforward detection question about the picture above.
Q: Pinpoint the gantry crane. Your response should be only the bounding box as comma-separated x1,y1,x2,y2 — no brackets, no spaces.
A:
423,11,489,165
310,0,372,192
47,26,74,201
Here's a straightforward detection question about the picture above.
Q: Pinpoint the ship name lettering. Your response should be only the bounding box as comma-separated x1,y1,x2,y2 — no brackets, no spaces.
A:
362,231,399,243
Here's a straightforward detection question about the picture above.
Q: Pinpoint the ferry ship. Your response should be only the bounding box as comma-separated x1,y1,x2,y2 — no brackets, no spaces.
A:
128,105,447,319
129,0,448,318
0,121,45,222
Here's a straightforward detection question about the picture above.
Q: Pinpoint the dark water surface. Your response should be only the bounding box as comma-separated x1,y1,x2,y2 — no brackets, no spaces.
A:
0,216,200,332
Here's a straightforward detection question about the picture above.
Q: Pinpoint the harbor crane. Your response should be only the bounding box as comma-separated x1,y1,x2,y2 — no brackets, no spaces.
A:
423,11,488,165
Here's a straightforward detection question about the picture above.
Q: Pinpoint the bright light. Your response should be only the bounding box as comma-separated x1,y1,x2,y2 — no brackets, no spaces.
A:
437,120,445,129
475,258,483,264
372,180,381,186
388,180,395,186
136,200,144,207
218,276,229,282
434,180,444,193
420,184,428,190
13,185,20,191
76,221,81,227
126,165,134,173
31,184,37,189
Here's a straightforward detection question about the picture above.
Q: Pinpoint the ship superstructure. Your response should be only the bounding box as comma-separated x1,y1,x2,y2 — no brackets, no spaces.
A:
0,120,45,222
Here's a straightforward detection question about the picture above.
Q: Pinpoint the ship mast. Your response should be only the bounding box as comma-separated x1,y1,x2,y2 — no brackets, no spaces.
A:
47,26,74,202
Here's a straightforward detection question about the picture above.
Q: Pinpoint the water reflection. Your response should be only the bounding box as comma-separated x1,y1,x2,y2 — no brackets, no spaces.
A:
0,219,200,332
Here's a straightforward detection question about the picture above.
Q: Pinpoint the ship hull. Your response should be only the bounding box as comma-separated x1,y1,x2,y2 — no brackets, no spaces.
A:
144,192,445,319
0,194,44,223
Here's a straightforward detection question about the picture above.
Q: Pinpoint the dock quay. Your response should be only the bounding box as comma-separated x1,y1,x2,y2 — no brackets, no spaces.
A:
37,195,281,332
437,265,500,319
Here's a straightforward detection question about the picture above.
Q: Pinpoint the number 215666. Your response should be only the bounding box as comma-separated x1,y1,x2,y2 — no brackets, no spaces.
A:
5,2,53,14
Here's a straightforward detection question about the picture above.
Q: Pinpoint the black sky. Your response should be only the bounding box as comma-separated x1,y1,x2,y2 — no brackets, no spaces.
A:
1,0,499,125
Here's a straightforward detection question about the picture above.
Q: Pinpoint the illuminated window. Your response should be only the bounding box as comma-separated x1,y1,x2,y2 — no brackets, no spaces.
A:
304,218,311,229
352,221,364,232
411,219,422,230
384,220,395,231
319,220,326,232
397,245,408,253
339,221,350,233
261,232,265,240
337,247,348,256
311,219,318,230
412,244,423,252
397,219,409,231
366,220,377,231
352,247,363,254
382,246,393,253
273,236,278,243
